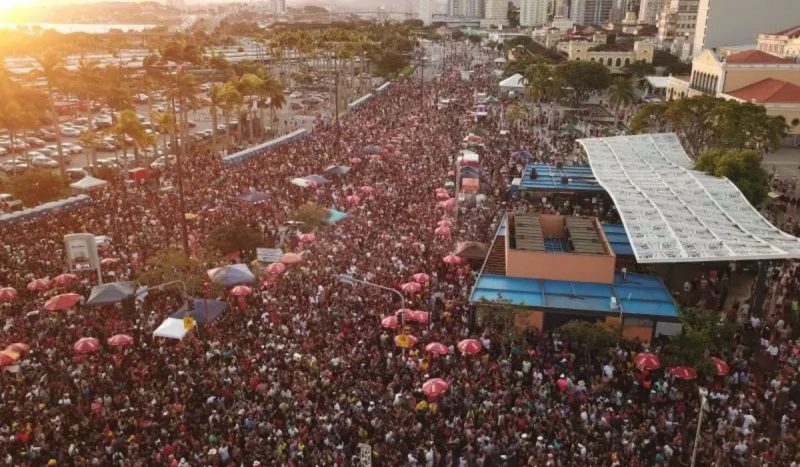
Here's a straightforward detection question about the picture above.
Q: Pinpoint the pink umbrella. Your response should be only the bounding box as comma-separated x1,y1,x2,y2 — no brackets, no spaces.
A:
434,226,451,237
73,337,100,354
711,357,730,376
27,278,51,292
395,308,414,318
266,262,287,274
439,198,456,210
406,310,430,324
457,338,483,355
436,192,450,200
230,285,253,297
381,316,399,329
346,195,362,206
298,233,316,243
100,257,119,266
443,254,464,265
401,282,422,294
412,273,430,284
425,342,450,355
437,219,453,228
349,157,362,165
5,343,29,354
0,287,17,302
668,366,697,380
634,352,661,371
280,253,302,265
422,378,449,398
394,334,418,348
107,334,134,348
44,293,81,312
53,273,78,286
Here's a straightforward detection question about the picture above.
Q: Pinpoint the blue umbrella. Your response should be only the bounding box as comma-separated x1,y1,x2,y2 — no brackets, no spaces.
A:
239,191,268,203
207,264,256,287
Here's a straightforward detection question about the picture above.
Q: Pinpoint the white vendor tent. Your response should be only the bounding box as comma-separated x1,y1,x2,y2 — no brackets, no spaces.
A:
70,175,108,192
153,318,189,340
499,73,527,92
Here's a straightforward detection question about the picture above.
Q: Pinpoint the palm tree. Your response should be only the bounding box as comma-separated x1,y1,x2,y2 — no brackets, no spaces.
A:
220,81,242,152
142,54,163,121
208,84,223,157
78,130,101,166
523,59,551,104
236,73,263,141
71,57,103,166
34,51,68,178
258,73,284,137
608,76,636,112
112,109,152,172
152,110,176,153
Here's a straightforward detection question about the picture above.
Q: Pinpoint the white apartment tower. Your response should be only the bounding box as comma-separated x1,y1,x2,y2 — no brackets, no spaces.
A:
419,0,433,25
484,0,509,23
521,0,549,27
638,0,665,24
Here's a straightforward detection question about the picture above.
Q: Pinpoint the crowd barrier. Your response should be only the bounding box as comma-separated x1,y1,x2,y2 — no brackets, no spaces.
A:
221,129,310,168
375,81,391,93
347,93,374,111
0,194,92,225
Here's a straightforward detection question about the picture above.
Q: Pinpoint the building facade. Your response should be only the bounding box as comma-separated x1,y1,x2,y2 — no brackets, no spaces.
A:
484,0,509,26
656,0,699,55
568,40,656,70
521,0,549,27
637,0,664,24
758,26,800,61
571,0,614,26
693,0,800,58
418,0,433,25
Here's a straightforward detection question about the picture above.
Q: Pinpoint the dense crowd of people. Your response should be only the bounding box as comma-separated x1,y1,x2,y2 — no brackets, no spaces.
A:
0,47,799,466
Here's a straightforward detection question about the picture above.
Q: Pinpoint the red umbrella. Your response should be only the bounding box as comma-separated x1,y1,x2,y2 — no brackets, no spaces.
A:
107,334,134,348
230,285,253,297
401,282,422,294
434,226,451,237
298,233,316,243
0,287,17,302
711,357,730,376
0,352,18,367
424,342,450,355
443,255,464,265
100,257,119,266
266,262,287,274
394,334,418,348
437,219,453,228
668,366,697,380
346,195,362,206
5,343,29,354
436,192,450,200
44,293,81,312
280,253,302,265
381,315,399,329
27,278,51,292
73,337,100,354
422,378,449,398
53,273,78,286
457,338,483,355
406,310,430,324
412,273,430,284
634,352,661,371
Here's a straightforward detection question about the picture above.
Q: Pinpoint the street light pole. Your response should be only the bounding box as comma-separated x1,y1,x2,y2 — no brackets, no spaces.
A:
690,389,709,467
334,57,340,159
337,273,407,357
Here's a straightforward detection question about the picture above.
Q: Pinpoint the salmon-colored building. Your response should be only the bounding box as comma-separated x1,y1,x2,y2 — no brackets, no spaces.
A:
471,212,679,343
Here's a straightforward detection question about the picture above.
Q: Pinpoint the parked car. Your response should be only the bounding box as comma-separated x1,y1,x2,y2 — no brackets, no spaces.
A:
133,94,149,103
30,155,59,168
60,126,81,137
20,151,44,162
94,141,116,152
38,148,58,158
0,161,27,174
73,117,89,126
150,154,177,169
0,147,6,157
36,129,56,141
0,193,23,211
289,91,303,99
25,137,45,148
63,143,84,154
96,158,120,168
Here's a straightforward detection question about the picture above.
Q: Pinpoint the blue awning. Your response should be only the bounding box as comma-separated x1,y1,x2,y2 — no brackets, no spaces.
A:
603,224,634,256
470,272,677,319
171,298,229,324
513,164,604,193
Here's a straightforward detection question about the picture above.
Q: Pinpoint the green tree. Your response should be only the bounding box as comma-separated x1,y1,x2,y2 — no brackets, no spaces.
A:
205,219,264,258
662,308,736,378
558,320,619,362
70,57,103,166
291,202,329,232
608,76,635,111
622,60,655,79
136,248,207,295
553,61,612,106
7,169,68,206
695,149,770,205
373,51,409,78
523,59,551,103
34,51,68,178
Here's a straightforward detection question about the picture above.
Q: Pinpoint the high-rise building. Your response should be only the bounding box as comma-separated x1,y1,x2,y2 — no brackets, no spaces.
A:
448,0,483,18
268,0,286,14
571,0,613,25
656,0,699,51
468,0,485,18
638,0,665,24
419,0,433,25
611,0,638,23
521,0,549,27
484,0,508,23
693,0,800,58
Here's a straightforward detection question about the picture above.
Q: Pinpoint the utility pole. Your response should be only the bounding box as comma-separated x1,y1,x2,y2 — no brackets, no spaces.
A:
334,57,340,159
690,391,708,467
171,65,191,256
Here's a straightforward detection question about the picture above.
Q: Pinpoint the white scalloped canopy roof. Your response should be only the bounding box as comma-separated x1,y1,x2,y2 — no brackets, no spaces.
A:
578,133,800,263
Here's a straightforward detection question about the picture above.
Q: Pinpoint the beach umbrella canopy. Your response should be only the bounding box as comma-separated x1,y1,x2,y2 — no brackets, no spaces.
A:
85,281,136,306
230,285,253,297
27,278,51,292
73,337,100,354
439,198,456,210
401,282,422,294
436,192,450,200
239,191,268,204
406,310,430,324
711,357,730,376
323,164,350,175
634,352,660,371
443,255,464,265
435,226,451,237
266,262,287,274
349,157,362,165
207,264,256,287
107,334,134,348
5,343,29,354
53,273,78,286
0,287,17,302
425,342,450,355
100,257,119,266
457,338,483,355
381,315,399,329
668,366,697,380
280,253,303,265
0,351,19,367
412,273,430,284
44,293,81,311
394,334,418,348
422,378,449,398
298,233,316,243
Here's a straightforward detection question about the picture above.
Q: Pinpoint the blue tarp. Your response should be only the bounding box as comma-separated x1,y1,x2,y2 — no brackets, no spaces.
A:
514,164,604,193
221,129,310,167
326,207,349,225
470,272,677,319
511,150,532,160
171,298,229,324
323,165,350,175
348,93,374,110
0,194,92,225
603,224,634,256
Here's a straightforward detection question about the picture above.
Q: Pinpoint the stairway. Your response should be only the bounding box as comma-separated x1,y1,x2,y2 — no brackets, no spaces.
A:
482,235,506,276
